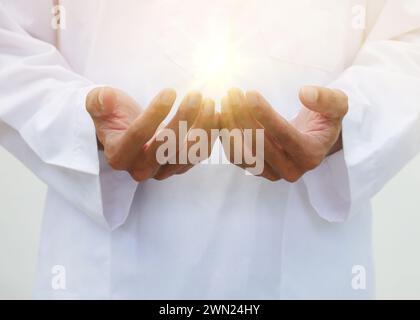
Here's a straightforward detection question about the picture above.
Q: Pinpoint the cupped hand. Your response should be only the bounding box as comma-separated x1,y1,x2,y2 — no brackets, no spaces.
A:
86,87,218,182
220,87,348,182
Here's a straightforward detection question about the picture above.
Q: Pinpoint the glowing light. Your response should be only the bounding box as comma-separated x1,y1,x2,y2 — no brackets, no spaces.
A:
193,38,234,82
189,17,248,107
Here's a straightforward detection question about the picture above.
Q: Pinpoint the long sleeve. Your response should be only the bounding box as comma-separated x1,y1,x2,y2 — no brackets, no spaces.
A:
0,2,138,229
303,1,420,222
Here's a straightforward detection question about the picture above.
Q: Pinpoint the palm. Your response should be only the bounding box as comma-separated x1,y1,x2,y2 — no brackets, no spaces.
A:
95,88,142,145
228,87,349,182
87,87,217,182
291,108,341,154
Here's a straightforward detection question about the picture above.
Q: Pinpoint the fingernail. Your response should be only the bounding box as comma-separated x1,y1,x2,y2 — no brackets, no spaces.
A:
98,88,105,106
301,86,319,104
159,89,176,106
187,92,202,109
96,87,106,114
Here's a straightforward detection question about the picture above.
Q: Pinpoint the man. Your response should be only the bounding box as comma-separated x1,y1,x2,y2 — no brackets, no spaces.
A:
0,0,419,299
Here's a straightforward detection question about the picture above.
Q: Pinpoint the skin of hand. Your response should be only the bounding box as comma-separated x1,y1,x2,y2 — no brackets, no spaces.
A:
86,87,218,182
220,86,348,182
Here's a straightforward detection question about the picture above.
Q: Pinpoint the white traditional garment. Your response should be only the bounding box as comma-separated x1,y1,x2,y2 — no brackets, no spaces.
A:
0,0,419,299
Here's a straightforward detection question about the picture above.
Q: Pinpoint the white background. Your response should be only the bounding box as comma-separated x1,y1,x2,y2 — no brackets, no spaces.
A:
1,146,419,299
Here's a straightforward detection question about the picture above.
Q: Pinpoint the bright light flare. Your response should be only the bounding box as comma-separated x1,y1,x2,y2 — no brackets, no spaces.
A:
190,19,249,107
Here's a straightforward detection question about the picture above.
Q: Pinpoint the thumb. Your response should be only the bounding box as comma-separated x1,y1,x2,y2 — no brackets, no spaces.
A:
86,86,117,119
299,86,348,119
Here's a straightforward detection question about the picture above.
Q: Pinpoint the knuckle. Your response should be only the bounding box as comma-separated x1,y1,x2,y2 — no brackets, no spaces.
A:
105,150,125,170
266,175,282,182
154,166,173,181
129,169,150,182
284,169,303,183
154,173,169,181
303,156,323,171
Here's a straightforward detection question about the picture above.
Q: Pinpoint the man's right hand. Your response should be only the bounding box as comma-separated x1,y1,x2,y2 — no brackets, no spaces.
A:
86,87,217,182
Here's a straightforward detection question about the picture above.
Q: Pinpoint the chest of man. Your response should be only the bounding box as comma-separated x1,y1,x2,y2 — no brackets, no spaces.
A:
59,0,366,116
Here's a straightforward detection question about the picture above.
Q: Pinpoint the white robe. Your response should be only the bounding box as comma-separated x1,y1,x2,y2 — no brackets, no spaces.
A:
0,0,419,299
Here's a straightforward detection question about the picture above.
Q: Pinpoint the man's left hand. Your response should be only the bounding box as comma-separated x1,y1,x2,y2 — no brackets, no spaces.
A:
220,86,348,182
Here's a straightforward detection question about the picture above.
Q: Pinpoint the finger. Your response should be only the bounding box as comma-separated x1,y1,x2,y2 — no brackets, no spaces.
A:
226,89,280,176
229,89,298,180
215,111,222,131
117,89,176,175
246,90,305,156
86,87,111,119
123,89,177,147
299,86,348,119
86,87,141,144
220,95,245,167
86,87,141,118
86,87,115,147
186,98,217,163
173,108,220,176
154,91,203,161
258,166,283,182
155,99,217,180
228,88,261,156
165,91,202,132
263,140,302,182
